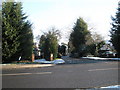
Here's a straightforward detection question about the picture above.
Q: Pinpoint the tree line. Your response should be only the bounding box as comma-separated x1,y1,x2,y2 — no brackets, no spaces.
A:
2,1,120,63
68,17,105,57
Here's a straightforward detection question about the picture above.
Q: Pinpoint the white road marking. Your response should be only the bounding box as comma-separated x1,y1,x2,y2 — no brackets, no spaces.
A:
1,72,52,76
88,68,119,71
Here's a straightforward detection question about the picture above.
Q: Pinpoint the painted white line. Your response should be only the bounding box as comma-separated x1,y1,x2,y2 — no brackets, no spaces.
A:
1,72,52,76
88,68,119,71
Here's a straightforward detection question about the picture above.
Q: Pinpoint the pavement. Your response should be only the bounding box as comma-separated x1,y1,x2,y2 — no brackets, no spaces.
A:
1,64,55,70
61,56,119,64
82,57,120,61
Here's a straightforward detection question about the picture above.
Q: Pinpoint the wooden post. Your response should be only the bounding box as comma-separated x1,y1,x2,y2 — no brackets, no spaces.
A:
32,54,35,62
50,54,53,61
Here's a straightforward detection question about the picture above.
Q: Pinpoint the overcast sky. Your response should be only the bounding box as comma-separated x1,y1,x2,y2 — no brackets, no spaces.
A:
22,0,119,43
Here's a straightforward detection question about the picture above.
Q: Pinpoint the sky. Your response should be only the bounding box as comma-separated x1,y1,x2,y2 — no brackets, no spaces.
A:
21,0,119,43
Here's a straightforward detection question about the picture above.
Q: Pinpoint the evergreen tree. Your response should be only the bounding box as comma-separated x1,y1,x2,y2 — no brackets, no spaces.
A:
85,33,96,56
39,35,46,53
44,30,59,60
2,2,21,62
58,44,66,56
2,2,33,62
39,28,59,61
69,17,89,57
17,21,33,60
110,2,120,57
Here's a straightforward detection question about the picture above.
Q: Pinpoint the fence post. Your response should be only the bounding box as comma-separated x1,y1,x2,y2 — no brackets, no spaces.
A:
32,54,35,62
50,53,53,61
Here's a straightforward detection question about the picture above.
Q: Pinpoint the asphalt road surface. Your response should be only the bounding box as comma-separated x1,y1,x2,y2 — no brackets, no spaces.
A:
2,56,119,88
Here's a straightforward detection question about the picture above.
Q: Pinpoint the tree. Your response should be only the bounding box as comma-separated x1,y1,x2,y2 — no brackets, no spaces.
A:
58,44,67,56
39,28,60,61
85,33,96,56
69,17,90,57
2,2,21,62
39,35,46,53
2,1,33,62
110,2,120,57
92,32,104,43
16,21,33,60
91,32,105,56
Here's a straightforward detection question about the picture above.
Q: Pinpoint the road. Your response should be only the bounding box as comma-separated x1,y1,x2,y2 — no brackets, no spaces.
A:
2,56,119,88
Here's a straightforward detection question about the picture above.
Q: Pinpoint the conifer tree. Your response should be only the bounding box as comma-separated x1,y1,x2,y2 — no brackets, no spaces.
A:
44,29,59,61
39,28,59,61
110,2,120,57
69,17,90,57
2,1,33,62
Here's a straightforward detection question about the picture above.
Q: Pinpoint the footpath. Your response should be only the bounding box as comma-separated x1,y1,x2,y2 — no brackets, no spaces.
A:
61,56,119,64
1,64,55,70
82,57,120,61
